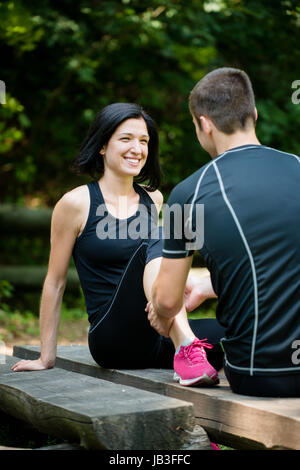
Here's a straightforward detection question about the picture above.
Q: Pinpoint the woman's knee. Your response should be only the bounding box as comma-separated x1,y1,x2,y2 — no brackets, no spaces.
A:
143,256,162,299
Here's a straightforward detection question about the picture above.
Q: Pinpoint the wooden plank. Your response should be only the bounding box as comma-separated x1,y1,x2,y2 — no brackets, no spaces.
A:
0,266,80,291
0,204,52,235
0,355,211,450
13,345,300,450
34,443,84,450
0,446,29,450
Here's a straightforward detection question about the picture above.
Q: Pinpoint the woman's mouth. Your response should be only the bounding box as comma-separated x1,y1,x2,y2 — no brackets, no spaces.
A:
123,157,141,166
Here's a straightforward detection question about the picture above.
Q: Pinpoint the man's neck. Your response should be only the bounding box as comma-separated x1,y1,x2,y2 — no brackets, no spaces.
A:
213,129,261,158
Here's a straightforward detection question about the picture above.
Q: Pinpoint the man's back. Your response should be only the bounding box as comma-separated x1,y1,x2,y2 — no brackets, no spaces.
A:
164,144,300,376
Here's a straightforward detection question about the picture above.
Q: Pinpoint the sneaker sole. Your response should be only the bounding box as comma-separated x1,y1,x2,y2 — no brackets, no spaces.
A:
173,371,219,387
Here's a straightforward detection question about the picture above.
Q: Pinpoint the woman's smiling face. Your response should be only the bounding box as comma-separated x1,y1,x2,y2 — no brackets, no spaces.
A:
100,118,149,177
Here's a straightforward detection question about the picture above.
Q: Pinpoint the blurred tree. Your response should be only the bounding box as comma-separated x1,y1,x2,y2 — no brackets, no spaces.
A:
0,0,299,205
208,0,300,153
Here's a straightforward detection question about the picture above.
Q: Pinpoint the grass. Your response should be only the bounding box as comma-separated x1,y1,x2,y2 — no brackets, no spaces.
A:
0,303,89,347
188,299,218,320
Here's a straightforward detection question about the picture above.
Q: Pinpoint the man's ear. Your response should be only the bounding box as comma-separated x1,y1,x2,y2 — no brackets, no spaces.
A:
199,115,213,135
254,107,258,122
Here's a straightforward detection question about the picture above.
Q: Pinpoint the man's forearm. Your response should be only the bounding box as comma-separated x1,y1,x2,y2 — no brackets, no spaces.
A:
152,280,183,320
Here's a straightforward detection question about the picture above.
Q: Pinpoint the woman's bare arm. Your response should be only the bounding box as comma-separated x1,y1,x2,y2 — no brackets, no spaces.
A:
11,189,85,371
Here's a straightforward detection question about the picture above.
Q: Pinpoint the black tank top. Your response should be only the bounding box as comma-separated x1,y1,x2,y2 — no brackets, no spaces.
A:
72,181,158,319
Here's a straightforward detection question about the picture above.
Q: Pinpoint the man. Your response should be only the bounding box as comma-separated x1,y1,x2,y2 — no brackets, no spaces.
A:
147,67,300,397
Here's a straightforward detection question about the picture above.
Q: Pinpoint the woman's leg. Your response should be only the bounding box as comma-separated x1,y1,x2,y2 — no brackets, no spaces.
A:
143,256,196,350
88,230,225,373
88,242,162,369
143,255,225,385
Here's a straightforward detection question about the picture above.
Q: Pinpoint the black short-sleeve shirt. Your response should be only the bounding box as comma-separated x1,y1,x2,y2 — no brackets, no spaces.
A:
163,145,300,376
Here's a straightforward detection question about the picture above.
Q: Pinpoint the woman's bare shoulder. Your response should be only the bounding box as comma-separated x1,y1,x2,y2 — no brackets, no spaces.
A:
52,185,89,232
51,185,90,236
55,185,89,212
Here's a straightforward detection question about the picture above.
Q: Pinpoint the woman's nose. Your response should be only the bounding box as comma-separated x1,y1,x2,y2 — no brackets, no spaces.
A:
129,139,142,154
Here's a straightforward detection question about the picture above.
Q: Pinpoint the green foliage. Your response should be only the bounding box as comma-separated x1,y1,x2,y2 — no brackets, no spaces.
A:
0,1,44,51
0,287,87,343
0,279,14,301
0,94,25,153
0,281,39,339
1,235,49,265
0,307,40,339
0,0,299,204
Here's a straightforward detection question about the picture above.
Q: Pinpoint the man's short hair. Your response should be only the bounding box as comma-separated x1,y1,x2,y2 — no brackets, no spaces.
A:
189,67,256,134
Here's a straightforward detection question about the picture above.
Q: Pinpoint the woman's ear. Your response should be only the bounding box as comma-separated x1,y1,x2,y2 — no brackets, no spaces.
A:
99,145,106,156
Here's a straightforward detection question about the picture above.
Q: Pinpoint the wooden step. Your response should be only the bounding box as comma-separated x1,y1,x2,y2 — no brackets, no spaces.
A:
0,355,211,450
14,344,300,450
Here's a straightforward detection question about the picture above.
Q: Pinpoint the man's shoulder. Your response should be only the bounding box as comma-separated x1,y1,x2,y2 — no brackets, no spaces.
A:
168,163,212,204
259,145,300,161
224,144,299,161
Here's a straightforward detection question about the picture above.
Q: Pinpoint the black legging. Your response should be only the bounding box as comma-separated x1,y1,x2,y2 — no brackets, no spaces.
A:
88,238,225,370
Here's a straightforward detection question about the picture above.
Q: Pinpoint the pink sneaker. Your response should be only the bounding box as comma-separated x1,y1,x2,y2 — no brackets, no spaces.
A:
173,338,219,386
210,442,220,450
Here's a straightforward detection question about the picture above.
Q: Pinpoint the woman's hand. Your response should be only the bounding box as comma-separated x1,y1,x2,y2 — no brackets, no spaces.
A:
11,357,54,372
146,301,174,337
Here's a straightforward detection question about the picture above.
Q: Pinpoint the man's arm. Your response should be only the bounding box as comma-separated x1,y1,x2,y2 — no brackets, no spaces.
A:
151,256,194,319
147,259,218,337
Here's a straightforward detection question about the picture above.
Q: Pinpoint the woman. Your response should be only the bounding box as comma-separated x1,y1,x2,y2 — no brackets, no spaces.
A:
12,103,225,386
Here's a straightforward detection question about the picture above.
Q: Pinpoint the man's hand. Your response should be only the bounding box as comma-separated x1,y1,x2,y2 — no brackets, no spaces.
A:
145,301,174,337
184,274,217,312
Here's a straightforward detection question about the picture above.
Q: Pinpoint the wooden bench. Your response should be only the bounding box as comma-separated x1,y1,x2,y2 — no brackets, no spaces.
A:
0,354,211,450
12,345,300,450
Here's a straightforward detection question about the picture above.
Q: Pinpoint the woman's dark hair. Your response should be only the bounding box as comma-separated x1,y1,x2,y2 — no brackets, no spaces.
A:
71,102,162,190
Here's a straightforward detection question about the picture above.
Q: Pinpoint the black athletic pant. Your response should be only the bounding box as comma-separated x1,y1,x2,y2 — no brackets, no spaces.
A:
224,365,300,397
88,237,225,370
